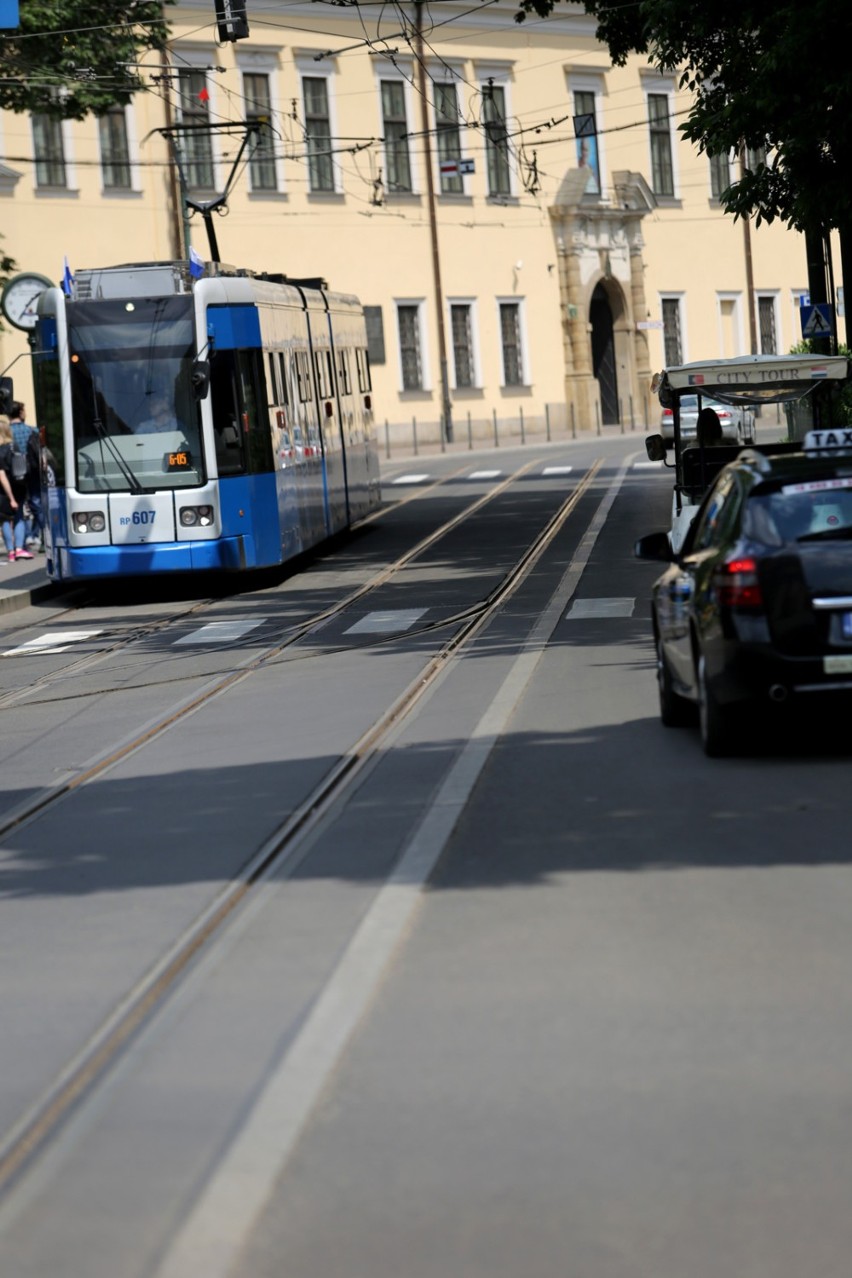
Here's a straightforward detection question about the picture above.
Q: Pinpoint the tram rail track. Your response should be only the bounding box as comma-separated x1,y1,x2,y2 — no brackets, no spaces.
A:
0,457,603,1198
0,459,520,713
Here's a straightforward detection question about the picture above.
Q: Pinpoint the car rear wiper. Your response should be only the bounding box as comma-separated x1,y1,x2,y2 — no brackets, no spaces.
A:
797,527,852,542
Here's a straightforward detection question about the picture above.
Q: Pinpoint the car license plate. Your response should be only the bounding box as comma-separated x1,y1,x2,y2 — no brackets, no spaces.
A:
842,611,852,640
824,655,852,673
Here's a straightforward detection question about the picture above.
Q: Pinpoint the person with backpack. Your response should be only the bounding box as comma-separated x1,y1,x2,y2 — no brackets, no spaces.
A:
0,415,32,561
9,401,43,551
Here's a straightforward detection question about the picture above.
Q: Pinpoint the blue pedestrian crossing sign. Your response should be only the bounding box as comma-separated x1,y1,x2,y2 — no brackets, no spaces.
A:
800,302,834,339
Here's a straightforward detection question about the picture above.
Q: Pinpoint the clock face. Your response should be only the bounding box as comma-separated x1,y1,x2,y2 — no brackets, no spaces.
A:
1,273,54,331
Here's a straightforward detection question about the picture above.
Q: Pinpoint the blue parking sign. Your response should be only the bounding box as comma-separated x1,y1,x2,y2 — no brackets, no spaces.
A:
0,1,19,28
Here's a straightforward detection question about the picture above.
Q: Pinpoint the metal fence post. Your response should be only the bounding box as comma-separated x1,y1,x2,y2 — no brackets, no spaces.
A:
440,415,446,453
385,419,391,458
493,407,499,447
619,399,625,434
570,402,576,439
545,403,551,442
595,400,601,436
467,410,473,450
629,396,635,431
520,405,525,445
412,415,418,456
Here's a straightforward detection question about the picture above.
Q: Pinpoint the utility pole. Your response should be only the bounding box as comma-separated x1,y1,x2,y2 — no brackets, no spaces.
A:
158,47,187,259
804,227,833,357
414,0,453,442
738,147,758,354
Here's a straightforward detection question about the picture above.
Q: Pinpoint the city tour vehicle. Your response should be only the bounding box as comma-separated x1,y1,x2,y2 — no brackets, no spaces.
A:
644,353,851,552
25,259,381,582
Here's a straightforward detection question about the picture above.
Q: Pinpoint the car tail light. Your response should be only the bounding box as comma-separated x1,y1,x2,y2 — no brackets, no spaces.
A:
713,557,763,608
662,408,673,418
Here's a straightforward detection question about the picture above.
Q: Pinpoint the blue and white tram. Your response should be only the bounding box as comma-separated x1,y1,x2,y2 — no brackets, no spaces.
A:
31,259,381,580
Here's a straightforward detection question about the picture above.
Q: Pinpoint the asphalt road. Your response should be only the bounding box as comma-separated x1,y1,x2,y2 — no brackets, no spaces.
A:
1,435,851,1278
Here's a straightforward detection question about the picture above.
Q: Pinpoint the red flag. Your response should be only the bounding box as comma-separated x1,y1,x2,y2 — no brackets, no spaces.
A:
198,86,209,102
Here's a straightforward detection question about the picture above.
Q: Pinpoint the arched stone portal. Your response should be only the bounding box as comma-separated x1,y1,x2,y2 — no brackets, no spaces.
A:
550,169,656,431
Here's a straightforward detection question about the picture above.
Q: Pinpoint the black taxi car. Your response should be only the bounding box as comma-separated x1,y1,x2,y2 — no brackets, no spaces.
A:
635,431,852,755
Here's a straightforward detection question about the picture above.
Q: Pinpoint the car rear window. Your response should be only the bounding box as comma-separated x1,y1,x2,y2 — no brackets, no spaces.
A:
745,478,852,545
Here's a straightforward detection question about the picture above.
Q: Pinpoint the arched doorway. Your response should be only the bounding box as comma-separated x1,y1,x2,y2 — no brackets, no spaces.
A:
590,283,619,425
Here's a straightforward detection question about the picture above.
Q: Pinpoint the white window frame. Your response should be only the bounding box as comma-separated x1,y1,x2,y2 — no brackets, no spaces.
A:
432,65,466,196
708,149,732,201
237,50,284,194
294,51,339,195
716,291,744,357
644,78,679,199
659,293,686,366
755,291,781,355
97,103,142,194
395,299,431,392
374,61,417,196
475,61,515,199
495,295,530,387
31,112,77,191
172,48,221,192
568,71,607,199
447,297,481,390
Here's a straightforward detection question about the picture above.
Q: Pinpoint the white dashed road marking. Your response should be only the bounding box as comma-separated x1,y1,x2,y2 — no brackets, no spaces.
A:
468,469,501,480
3,630,104,656
633,460,664,469
174,619,268,645
566,598,635,619
345,609,427,635
392,473,432,485
542,466,573,475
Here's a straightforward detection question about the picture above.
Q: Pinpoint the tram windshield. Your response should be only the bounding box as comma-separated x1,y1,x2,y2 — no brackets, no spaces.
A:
67,296,205,493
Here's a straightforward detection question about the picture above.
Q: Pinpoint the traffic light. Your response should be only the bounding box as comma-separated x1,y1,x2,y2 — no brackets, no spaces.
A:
214,0,249,42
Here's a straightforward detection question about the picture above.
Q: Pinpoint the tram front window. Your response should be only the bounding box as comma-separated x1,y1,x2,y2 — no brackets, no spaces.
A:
67,297,206,492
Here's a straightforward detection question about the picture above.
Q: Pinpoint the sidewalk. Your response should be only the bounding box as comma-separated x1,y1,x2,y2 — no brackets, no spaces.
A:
0,550,64,616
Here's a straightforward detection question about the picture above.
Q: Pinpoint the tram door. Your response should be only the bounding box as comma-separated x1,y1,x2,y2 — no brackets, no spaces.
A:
590,283,619,426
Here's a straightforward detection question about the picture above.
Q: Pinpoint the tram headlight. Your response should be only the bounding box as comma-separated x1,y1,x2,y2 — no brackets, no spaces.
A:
73,511,106,533
179,504,214,528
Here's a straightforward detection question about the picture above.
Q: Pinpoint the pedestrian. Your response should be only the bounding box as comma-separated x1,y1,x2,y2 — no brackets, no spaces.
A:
0,416,32,561
8,400,43,550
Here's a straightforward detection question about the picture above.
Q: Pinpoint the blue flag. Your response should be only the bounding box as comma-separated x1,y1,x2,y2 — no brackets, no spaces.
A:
189,246,205,279
62,256,74,297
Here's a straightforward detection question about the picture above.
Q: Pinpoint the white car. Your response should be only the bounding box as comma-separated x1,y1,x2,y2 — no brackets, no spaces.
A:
660,394,753,444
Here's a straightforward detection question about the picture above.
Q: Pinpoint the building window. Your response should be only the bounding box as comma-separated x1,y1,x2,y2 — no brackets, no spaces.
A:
483,82,511,197
177,69,214,190
435,82,462,194
573,90,600,195
709,151,730,200
98,105,131,189
380,80,412,194
244,72,277,191
303,77,334,192
499,302,524,386
32,112,67,187
758,296,777,354
661,297,683,366
450,304,475,388
648,93,674,197
397,304,423,390
745,143,767,172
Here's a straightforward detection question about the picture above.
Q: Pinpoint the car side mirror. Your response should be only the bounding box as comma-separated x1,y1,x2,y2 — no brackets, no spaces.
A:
634,530,674,562
191,360,210,399
645,433,667,462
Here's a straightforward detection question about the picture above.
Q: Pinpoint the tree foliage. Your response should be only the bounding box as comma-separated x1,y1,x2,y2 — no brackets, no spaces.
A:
515,0,852,236
0,1,174,120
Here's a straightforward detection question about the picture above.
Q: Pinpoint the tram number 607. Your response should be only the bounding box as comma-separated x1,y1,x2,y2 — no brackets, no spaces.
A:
120,511,157,527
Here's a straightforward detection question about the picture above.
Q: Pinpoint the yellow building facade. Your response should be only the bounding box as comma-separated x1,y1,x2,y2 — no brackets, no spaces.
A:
0,2,843,439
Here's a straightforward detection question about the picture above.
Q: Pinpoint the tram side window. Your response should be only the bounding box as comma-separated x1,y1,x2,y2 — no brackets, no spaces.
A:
337,348,352,396
277,352,289,406
237,349,274,473
33,350,65,486
355,347,372,393
267,352,280,406
295,350,312,402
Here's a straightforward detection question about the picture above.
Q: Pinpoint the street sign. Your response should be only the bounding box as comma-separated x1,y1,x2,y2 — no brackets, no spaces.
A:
800,302,834,339
458,159,475,175
0,1,19,28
